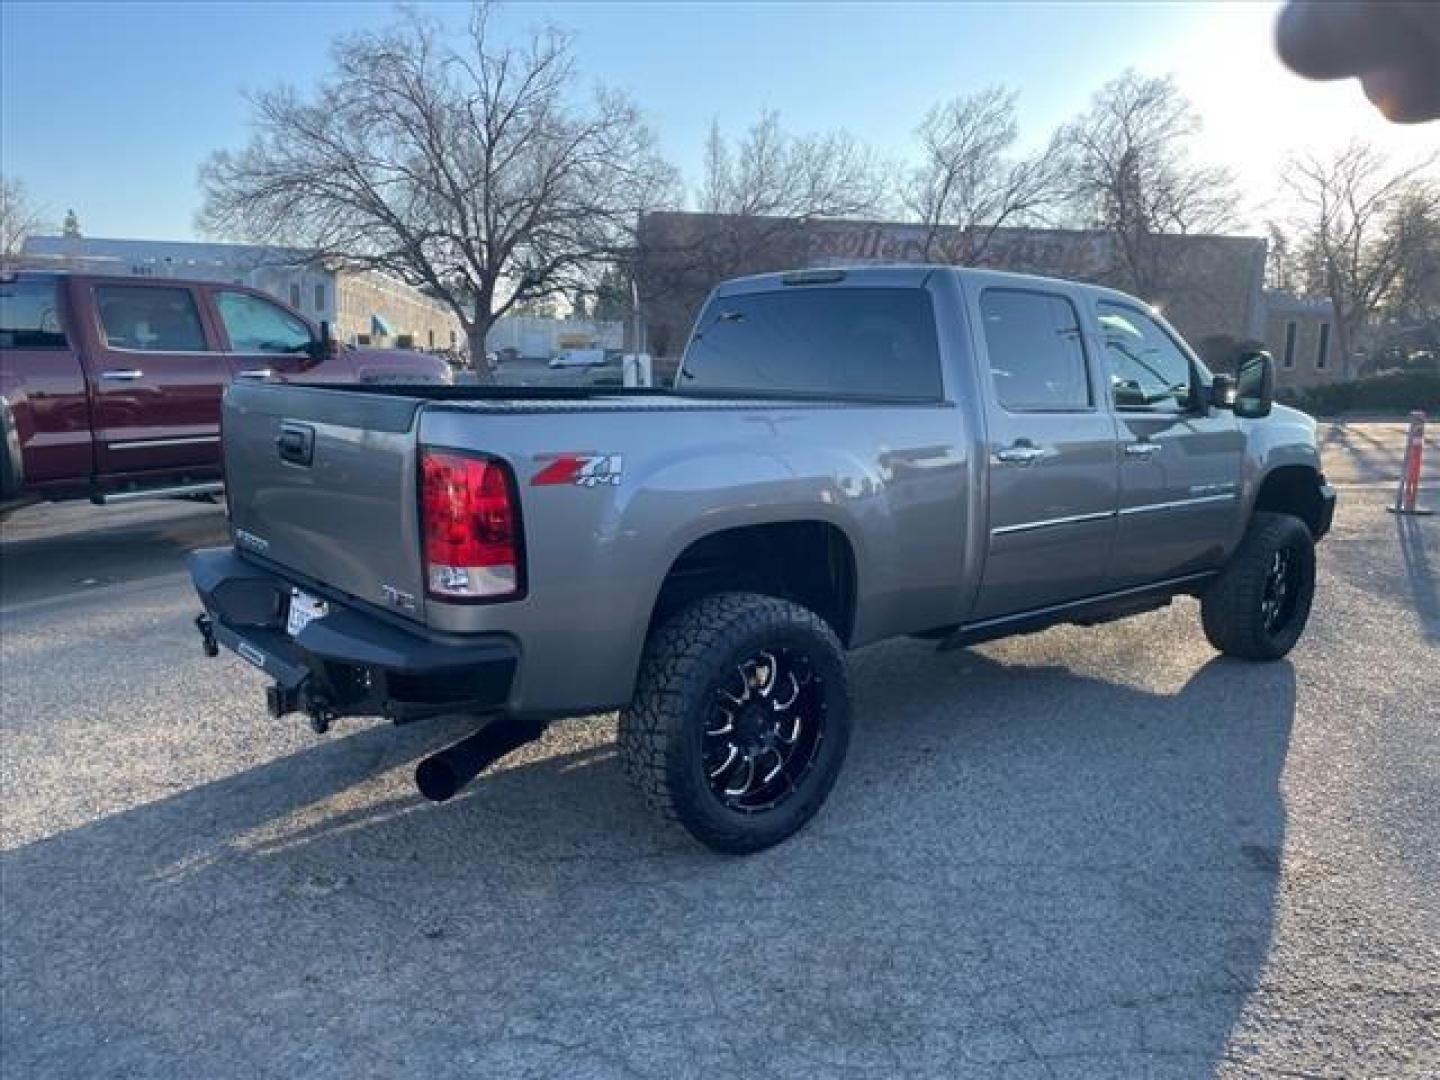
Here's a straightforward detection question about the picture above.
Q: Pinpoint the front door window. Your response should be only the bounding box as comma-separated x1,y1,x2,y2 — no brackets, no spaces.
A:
215,291,313,355
1096,301,1193,412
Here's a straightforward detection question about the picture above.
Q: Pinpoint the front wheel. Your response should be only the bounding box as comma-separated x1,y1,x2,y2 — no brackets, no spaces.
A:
1201,511,1316,660
619,592,852,854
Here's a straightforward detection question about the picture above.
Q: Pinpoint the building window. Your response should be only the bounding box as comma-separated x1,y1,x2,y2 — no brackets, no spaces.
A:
1282,321,1297,368
1316,323,1330,370
314,283,326,312
289,283,301,310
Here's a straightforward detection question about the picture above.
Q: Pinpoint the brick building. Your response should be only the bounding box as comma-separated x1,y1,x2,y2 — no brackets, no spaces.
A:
635,211,1271,375
1261,291,1341,388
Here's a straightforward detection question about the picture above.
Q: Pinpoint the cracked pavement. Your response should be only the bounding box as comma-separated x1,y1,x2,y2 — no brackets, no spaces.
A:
1,481,1436,1079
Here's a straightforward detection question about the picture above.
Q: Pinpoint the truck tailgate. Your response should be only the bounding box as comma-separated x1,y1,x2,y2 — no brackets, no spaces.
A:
223,383,429,622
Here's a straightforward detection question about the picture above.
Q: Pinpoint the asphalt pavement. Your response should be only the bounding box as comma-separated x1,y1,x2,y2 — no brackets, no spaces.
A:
1,429,1437,1079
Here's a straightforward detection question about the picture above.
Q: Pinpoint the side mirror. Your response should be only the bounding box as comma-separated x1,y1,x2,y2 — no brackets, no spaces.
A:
1210,373,1237,410
1233,350,1275,419
309,320,341,361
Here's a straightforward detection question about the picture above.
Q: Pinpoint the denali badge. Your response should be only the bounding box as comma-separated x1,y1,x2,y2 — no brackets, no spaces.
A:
234,528,270,554
531,453,624,488
382,584,418,611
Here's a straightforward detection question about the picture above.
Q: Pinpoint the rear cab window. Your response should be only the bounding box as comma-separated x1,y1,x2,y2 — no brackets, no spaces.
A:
678,287,943,399
95,285,208,352
0,278,68,349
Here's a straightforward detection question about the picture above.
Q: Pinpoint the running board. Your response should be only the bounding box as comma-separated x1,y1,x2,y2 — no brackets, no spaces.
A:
939,571,1217,650
92,481,224,505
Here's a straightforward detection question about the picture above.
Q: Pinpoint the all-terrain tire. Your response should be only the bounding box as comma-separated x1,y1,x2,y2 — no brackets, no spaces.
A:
1201,511,1316,660
618,592,852,854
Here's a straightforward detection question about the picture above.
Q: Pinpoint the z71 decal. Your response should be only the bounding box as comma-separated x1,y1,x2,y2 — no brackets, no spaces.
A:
531,454,624,488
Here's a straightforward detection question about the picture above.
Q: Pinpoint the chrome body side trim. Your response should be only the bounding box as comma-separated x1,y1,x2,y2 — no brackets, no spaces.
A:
1118,493,1236,516
109,435,221,451
992,493,1236,536
991,510,1114,536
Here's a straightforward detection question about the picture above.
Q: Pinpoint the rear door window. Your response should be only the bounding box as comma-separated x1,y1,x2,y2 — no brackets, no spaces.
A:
679,287,943,399
980,289,1091,411
95,285,208,352
0,279,68,348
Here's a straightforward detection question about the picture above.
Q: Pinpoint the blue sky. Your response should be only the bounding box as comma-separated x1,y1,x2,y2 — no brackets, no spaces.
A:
1,1,1421,240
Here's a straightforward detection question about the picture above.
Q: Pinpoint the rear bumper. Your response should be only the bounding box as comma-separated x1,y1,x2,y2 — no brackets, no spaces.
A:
189,546,518,722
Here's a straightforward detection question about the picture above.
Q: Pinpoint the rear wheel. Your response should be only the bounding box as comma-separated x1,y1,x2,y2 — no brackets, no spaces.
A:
619,592,852,854
1201,512,1316,660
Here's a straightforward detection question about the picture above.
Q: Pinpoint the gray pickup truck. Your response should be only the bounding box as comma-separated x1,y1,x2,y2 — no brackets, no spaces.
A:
190,266,1335,853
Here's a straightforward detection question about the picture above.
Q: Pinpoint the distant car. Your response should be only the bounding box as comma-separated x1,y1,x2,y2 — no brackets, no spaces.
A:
548,348,607,369
0,269,452,514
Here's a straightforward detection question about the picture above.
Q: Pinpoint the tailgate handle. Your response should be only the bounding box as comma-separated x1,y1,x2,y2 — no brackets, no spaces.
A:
276,423,315,466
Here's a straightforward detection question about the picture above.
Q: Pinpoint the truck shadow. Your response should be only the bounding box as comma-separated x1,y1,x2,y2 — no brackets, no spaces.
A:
1321,421,1401,482
1395,513,1440,642
1,641,1293,1076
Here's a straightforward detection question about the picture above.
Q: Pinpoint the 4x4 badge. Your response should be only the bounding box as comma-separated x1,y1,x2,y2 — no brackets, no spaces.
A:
531,454,624,488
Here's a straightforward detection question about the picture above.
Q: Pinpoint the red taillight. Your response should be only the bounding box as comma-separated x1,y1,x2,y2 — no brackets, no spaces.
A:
420,450,522,600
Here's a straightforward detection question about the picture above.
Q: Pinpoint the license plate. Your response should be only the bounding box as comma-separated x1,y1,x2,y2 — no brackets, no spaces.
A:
286,589,327,637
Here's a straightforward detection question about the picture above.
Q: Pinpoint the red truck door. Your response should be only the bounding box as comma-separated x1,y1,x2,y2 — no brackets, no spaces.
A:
82,279,233,477
206,287,354,384
0,275,94,493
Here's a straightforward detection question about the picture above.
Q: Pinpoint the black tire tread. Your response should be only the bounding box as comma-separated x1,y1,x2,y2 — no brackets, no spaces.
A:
1201,511,1314,660
618,591,848,853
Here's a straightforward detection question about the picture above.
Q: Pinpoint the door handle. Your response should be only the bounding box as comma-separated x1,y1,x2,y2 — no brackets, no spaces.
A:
993,444,1050,465
237,368,274,380
276,423,314,466
100,368,144,381
1124,441,1162,458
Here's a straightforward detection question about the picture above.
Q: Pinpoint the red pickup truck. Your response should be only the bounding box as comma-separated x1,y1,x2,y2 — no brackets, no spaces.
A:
0,270,451,513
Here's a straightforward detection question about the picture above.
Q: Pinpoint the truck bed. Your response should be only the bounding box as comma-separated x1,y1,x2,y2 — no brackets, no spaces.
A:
218,377,972,715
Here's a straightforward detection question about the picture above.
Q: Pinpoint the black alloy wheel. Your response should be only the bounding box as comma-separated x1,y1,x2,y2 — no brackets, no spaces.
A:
703,647,827,814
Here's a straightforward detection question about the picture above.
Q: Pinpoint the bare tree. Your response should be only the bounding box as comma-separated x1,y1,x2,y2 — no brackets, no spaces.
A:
0,175,45,261
1057,71,1239,297
697,111,884,220
1378,189,1440,319
199,3,677,372
1282,142,1439,378
902,86,1062,263
644,110,886,327
1265,221,1298,292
